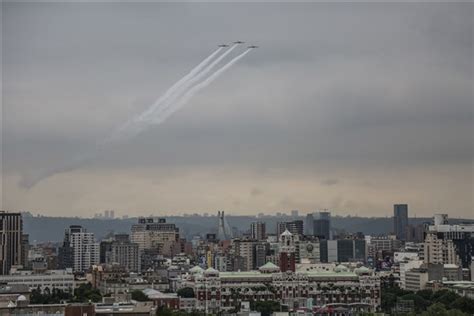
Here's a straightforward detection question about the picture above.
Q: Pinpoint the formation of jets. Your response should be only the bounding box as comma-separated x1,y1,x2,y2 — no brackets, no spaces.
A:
218,41,259,48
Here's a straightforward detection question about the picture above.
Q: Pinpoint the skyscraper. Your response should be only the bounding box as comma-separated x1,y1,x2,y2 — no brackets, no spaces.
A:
0,212,23,275
394,204,409,241
108,234,139,272
250,221,266,241
131,217,180,251
313,211,331,240
276,220,304,238
305,213,315,235
59,225,99,272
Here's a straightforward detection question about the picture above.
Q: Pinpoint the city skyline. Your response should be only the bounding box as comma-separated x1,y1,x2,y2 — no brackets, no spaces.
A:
2,3,473,218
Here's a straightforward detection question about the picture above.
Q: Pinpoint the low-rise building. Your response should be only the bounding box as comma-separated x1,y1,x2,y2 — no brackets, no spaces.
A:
176,263,380,313
0,269,75,292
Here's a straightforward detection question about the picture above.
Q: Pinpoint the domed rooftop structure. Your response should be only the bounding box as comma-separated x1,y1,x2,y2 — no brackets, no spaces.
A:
334,264,349,273
189,266,204,274
259,262,280,273
16,295,27,302
204,267,219,276
354,266,370,275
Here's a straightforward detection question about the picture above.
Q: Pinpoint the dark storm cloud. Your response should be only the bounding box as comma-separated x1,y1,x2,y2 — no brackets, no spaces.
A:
2,2,472,216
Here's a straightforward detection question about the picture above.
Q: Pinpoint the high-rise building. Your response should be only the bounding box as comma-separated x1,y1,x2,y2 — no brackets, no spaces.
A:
424,215,474,268
423,233,459,265
305,213,315,235
253,242,267,269
318,239,367,263
313,211,331,240
232,239,254,271
393,204,409,241
107,234,139,272
20,234,29,269
59,225,99,272
276,220,303,239
131,217,180,251
0,212,23,275
406,223,427,243
250,222,266,241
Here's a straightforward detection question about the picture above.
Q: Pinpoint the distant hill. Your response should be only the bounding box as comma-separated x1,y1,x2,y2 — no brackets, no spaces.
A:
22,213,473,243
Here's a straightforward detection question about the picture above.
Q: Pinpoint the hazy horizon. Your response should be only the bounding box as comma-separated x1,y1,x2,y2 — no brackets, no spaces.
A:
2,3,473,218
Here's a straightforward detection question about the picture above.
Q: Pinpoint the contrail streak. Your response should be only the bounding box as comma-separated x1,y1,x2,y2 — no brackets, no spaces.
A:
20,46,253,189
152,48,252,125
109,47,225,142
136,47,224,122
145,44,239,123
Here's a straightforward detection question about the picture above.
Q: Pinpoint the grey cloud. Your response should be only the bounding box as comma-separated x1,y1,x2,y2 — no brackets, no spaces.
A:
250,188,263,197
321,179,340,186
2,2,472,216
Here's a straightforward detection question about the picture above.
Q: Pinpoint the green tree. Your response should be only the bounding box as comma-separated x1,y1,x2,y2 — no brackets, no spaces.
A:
176,287,195,298
253,300,280,316
156,306,173,316
417,289,434,300
131,290,149,302
73,282,102,303
436,291,459,307
449,297,474,315
421,303,449,316
400,293,430,313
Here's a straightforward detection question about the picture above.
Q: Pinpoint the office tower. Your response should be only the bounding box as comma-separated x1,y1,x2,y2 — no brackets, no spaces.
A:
232,239,254,271
337,240,354,262
59,225,99,272
425,214,474,268
305,213,315,235
253,242,267,269
424,233,459,265
250,222,266,241
20,234,29,269
279,230,296,272
131,217,180,251
107,234,139,272
277,220,304,238
0,212,23,275
100,239,113,264
336,239,367,263
58,225,82,269
291,210,299,218
394,204,409,241
319,240,328,263
313,211,331,240
406,223,427,243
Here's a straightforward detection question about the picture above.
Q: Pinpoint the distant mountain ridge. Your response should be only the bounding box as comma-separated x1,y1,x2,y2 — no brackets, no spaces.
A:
22,213,473,243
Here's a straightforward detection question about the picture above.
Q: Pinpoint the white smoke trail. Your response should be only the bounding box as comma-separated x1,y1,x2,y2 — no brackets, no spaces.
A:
144,44,239,123
136,47,225,122
152,48,252,125
108,47,225,142
20,46,252,189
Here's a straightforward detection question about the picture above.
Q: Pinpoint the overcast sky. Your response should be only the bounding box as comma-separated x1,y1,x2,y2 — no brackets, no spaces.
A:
2,2,473,218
